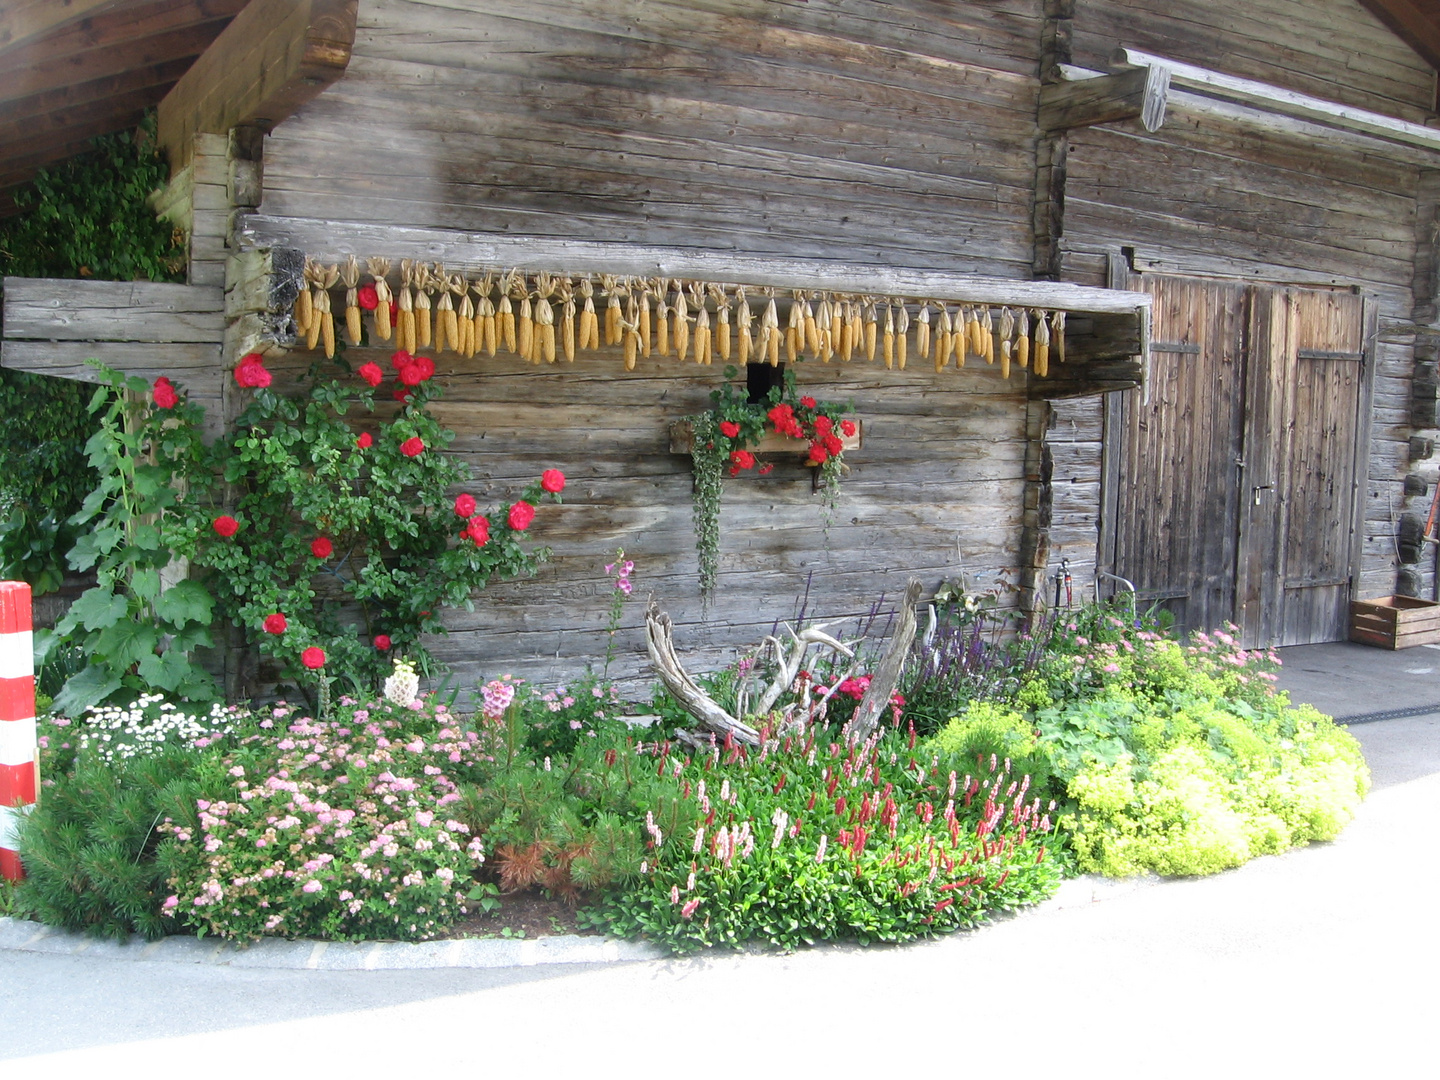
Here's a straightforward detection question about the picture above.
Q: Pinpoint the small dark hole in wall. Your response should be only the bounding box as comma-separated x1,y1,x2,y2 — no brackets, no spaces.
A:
747,362,784,404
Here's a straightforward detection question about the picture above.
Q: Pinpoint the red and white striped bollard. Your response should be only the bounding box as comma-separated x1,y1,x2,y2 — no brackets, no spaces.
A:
0,581,37,881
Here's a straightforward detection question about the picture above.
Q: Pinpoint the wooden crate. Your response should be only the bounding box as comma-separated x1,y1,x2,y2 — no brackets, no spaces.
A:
1349,596,1440,650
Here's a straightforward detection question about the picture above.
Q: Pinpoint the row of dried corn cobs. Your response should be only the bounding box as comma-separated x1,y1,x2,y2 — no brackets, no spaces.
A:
291,257,1067,378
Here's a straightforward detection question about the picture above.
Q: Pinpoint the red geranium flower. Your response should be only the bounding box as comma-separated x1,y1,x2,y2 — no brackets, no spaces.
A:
454,493,477,518
301,647,326,670
400,437,425,457
541,469,566,494
814,414,833,435
212,515,239,538
823,433,844,456
759,462,775,476
263,613,287,635
152,376,179,409
311,537,333,559
357,362,383,387
464,516,490,546
508,501,535,530
808,443,830,465
719,420,740,439
840,419,857,438
373,634,392,651
234,353,272,388
800,396,817,409
729,449,756,471
357,284,379,311
355,432,373,449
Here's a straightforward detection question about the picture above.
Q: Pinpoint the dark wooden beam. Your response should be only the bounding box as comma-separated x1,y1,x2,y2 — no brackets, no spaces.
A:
1038,66,1170,132
0,56,193,126
0,0,122,54
1,15,236,105
1358,0,1440,73
0,84,171,152
157,0,356,168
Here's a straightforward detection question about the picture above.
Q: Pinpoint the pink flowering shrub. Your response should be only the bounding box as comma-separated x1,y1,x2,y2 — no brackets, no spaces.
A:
158,695,491,941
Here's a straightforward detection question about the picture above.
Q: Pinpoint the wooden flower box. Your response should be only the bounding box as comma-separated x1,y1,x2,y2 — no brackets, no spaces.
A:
1348,595,1440,650
667,419,863,456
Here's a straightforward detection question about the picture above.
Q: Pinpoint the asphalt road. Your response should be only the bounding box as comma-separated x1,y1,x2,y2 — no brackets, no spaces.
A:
3,713,1437,1078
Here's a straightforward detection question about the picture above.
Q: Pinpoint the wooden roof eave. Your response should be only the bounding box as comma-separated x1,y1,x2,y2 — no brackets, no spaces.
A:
1041,47,1440,165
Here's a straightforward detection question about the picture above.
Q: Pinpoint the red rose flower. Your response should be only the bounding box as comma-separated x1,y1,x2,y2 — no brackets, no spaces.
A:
541,469,566,494
212,515,239,538
152,376,179,409
840,419,857,438
390,350,414,371
464,516,490,546
397,355,435,387
719,420,740,438
411,355,435,382
392,388,413,403
301,647,326,670
355,432,373,449
373,634,392,651
800,396,817,409
357,283,379,311
311,537,333,559
400,437,425,457
508,500,535,530
234,353,272,388
263,613,287,635
454,493,477,518
357,362,383,387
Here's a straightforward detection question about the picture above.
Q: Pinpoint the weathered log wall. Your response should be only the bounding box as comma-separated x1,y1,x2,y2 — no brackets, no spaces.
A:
1046,0,1436,606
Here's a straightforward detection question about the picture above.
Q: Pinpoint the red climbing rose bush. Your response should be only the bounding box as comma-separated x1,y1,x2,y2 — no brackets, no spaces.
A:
186,351,566,695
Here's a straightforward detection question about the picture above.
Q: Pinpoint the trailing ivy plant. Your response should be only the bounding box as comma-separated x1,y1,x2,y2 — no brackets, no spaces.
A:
0,112,185,593
44,366,218,716
686,365,855,599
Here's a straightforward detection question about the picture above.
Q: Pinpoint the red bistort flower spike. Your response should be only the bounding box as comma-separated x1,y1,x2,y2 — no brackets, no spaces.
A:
373,634,392,651
357,362,383,387
508,501,535,530
152,376,179,409
357,283,379,311
454,493,477,518
262,613,287,635
212,515,239,538
301,646,326,670
541,469,566,493
400,436,425,457
310,537,333,559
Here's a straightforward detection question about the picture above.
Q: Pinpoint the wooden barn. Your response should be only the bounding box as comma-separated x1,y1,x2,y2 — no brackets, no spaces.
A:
3,0,1439,691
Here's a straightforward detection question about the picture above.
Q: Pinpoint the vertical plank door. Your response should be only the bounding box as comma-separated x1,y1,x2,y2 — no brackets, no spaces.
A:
1107,273,1249,634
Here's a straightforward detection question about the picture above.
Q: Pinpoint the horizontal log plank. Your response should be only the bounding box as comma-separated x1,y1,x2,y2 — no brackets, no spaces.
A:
1,277,224,343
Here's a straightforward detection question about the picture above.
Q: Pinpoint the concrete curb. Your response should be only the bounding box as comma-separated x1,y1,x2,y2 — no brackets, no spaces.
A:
0,916,667,970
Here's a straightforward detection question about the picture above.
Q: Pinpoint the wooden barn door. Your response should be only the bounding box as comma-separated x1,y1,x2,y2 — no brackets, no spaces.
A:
1105,273,1371,647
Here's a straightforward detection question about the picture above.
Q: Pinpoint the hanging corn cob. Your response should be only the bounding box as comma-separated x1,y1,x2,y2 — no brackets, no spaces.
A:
844,298,860,363
916,302,932,364
999,307,1016,379
1016,308,1030,370
294,257,315,338
829,295,843,360
816,297,833,363
415,264,435,350
1034,309,1051,378
623,291,639,370
655,285,670,358
339,256,362,346
601,274,623,346
577,277,599,352
895,302,909,370
711,284,731,362
396,261,416,354
471,273,496,358
863,299,878,362
1050,309,1065,364
674,282,691,362
309,263,337,353
937,304,954,371
534,272,557,364
456,276,476,358
430,264,453,354
983,306,996,367
736,287,753,366
967,305,983,359
761,290,781,366
785,292,804,362
493,272,514,354
366,258,393,342
695,303,712,366
883,303,895,369
558,278,577,363
445,271,465,356
957,307,973,367
639,284,653,358
517,281,535,363
801,292,819,357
